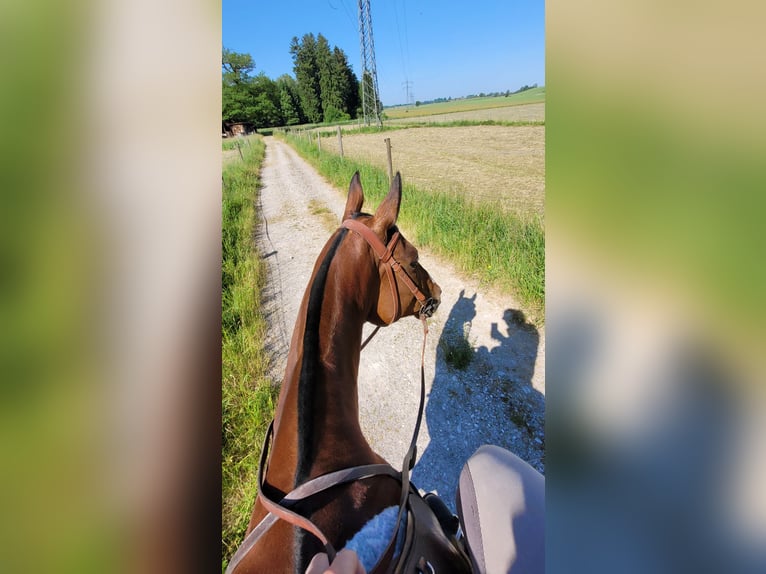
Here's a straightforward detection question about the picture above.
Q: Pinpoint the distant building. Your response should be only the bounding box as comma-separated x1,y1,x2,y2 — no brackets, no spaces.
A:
222,121,253,138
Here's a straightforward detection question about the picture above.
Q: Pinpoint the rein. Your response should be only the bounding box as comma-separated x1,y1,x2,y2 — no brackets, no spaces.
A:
225,221,434,574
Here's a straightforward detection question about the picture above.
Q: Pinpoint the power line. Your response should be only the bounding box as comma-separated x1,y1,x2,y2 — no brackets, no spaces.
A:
392,0,408,81
401,0,411,78
402,80,414,105
334,0,357,32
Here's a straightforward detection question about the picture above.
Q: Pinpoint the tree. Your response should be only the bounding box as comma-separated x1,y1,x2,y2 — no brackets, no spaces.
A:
250,74,283,127
290,34,322,123
222,48,258,124
222,48,255,79
277,74,304,126
333,47,359,119
290,33,360,124
360,71,383,118
316,34,344,119
222,48,285,129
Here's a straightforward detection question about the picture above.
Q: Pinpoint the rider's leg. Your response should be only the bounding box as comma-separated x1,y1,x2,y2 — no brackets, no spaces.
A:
456,445,544,574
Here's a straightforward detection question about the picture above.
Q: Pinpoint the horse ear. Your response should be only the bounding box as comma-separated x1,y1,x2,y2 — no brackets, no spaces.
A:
372,172,402,233
342,171,365,221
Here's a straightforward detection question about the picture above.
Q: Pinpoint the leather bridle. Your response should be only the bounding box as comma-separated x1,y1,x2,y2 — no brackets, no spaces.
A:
342,218,437,323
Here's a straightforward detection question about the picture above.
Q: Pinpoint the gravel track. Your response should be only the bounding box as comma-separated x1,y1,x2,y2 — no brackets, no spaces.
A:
256,137,545,510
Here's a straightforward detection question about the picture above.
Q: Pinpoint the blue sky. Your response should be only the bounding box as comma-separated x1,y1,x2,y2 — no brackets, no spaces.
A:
223,0,544,106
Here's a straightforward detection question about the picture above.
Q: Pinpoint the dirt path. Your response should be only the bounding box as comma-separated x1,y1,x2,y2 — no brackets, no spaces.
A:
256,137,545,509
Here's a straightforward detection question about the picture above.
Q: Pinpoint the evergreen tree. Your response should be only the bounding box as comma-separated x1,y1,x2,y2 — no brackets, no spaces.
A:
276,74,303,126
360,71,383,119
290,33,360,123
316,34,345,120
333,47,359,119
290,34,322,123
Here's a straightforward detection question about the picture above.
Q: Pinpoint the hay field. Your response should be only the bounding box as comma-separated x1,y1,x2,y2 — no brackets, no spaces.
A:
321,125,544,217
383,87,545,119
387,102,545,125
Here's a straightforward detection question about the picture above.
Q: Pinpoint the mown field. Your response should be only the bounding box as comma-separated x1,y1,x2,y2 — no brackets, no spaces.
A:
386,103,545,126
383,87,546,120
315,124,545,217
387,102,544,125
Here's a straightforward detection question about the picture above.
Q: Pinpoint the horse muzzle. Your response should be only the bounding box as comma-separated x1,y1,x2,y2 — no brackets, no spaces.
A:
419,297,439,318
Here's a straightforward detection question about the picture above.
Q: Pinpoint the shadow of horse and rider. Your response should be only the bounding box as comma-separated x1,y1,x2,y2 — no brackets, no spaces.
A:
412,289,545,510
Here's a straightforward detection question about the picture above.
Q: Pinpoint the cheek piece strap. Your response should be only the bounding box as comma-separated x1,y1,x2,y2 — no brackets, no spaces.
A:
341,219,435,324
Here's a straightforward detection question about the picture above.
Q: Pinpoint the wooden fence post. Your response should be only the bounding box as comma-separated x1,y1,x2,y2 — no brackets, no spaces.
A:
384,138,393,183
236,141,244,161
317,133,321,152
337,126,344,158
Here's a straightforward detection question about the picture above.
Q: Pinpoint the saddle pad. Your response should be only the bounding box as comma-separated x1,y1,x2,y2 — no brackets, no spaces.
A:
343,506,405,572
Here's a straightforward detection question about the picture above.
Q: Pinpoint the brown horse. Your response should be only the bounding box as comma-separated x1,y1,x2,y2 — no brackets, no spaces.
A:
230,172,442,573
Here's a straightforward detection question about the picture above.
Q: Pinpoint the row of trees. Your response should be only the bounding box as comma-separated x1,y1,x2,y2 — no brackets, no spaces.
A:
222,33,362,130
464,84,539,100
289,33,360,124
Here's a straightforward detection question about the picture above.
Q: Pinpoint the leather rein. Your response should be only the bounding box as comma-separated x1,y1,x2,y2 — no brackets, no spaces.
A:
225,221,434,573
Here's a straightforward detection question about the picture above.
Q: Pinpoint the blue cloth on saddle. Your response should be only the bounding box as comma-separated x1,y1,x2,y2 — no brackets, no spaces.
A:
342,506,406,572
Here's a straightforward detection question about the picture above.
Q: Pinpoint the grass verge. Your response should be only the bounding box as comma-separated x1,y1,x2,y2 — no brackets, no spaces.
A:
278,133,545,320
222,135,279,570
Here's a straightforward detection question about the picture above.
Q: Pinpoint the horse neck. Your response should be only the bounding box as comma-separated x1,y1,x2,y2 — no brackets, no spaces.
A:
270,230,378,490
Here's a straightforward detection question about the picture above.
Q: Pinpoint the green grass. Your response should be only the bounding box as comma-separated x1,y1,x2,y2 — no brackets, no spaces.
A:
278,132,545,320
410,119,544,128
384,87,546,120
222,138,242,151
299,119,544,139
222,134,262,150
222,135,279,571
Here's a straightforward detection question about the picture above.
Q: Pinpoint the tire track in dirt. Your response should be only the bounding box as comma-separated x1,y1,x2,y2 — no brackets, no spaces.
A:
256,137,545,509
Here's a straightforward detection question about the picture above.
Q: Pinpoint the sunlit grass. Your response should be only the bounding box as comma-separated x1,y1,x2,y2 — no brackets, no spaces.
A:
221,136,279,571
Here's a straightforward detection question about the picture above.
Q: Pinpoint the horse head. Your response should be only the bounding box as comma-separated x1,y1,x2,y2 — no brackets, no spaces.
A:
341,171,441,326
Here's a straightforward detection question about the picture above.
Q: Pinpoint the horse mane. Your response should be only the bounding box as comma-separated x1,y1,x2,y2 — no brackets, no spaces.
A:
295,227,348,484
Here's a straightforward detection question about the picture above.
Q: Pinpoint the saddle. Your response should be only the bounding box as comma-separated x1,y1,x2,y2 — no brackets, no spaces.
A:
387,486,473,574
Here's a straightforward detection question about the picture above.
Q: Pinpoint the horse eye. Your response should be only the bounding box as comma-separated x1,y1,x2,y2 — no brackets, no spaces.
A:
410,261,418,269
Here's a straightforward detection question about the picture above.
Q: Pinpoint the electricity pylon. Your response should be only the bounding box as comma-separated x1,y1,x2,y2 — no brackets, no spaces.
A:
358,0,382,127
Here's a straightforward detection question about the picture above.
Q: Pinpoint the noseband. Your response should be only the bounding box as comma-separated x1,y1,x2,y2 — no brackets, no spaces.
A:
342,219,436,322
